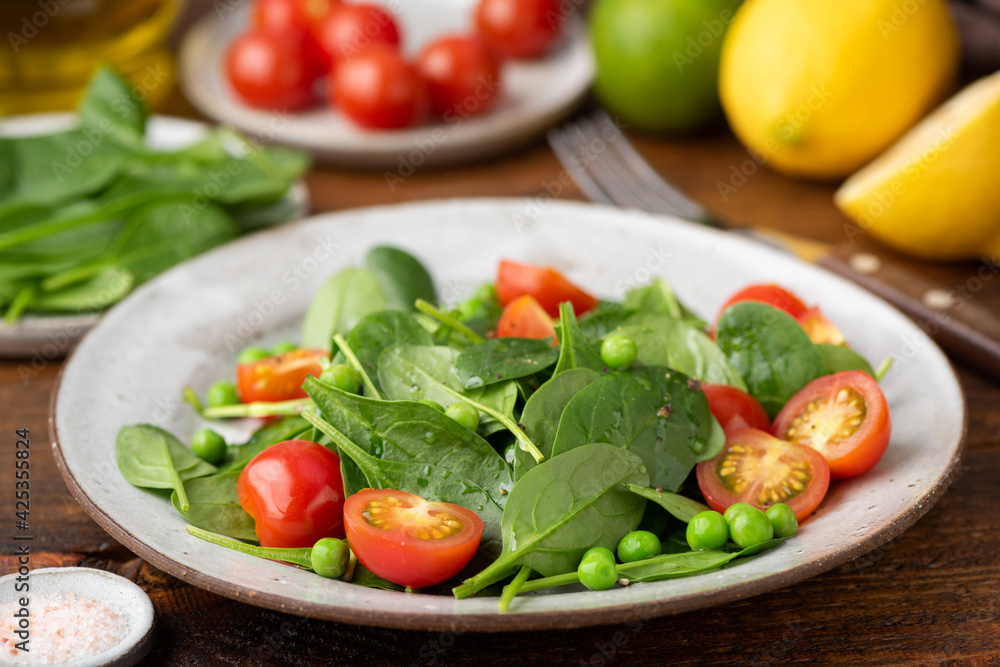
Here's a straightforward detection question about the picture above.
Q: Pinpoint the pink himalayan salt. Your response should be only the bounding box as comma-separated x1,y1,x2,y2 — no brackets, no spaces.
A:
0,592,128,664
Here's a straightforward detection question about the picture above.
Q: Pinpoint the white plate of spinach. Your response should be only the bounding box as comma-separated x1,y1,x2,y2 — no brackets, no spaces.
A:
51,199,964,631
0,68,310,359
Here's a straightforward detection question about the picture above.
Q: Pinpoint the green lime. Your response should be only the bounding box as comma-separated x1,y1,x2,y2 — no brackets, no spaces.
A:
590,0,736,133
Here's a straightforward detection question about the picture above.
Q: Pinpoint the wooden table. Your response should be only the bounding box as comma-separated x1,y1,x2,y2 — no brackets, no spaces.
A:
4,98,1000,666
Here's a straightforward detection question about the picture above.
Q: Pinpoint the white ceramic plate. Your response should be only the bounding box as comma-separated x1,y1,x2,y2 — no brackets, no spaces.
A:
0,113,309,359
179,0,594,167
51,199,965,632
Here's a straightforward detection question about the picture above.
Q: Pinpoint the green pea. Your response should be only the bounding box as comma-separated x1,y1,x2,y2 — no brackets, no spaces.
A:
723,502,757,524
686,510,729,550
206,380,240,408
319,364,362,394
271,341,298,355
617,530,661,563
577,547,618,591
727,505,774,549
191,428,226,464
600,334,638,369
310,538,350,578
766,504,799,538
238,346,272,364
445,402,480,431
417,399,446,412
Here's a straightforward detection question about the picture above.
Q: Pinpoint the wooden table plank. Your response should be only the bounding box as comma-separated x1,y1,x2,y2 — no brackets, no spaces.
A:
6,126,1000,665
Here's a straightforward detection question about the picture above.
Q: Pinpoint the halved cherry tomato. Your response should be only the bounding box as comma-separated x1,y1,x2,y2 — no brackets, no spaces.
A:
771,370,891,479
331,45,424,129
238,440,346,548
236,348,328,403
313,3,401,71
496,259,598,318
496,295,557,342
475,0,562,59
344,489,483,588
717,283,846,346
225,30,319,110
703,384,771,434
798,307,846,346
697,428,830,522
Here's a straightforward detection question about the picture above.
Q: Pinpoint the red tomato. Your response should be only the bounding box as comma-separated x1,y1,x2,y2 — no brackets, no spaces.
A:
253,0,334,32
718,284,809,320
703,384,771,434
344,489,483,588
496,295,558,341
313,3,401,71
496,260,597,318
238,440,346,548
236,348,328,403
331,45,424,129
416,35,501,118
225,30,319,110
697,428,830,522
717,283,846,346
475,0,562,59
771,370,891,479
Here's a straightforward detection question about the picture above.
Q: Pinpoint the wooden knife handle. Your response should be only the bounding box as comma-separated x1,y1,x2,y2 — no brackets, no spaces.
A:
818,246,1000,379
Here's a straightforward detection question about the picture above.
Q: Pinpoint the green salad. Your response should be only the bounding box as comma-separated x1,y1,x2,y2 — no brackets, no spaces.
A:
116,246,891,609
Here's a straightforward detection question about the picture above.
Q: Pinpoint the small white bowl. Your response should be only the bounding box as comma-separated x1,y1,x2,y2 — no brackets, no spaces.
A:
0,567,155,667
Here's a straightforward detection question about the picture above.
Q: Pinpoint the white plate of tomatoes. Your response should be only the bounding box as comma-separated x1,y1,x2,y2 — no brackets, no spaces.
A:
179,0,594,168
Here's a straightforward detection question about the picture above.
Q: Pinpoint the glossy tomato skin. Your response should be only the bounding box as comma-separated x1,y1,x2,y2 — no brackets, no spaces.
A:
225,30,318,110
331,45,423,129
496,259,597,318
475,0,562,59
416,35,502,118
344,489,483,588
253,0,334,32
696,428,830,522
238,440,346,548
772,370,891,479
719,284,809,320
313,3,401,71
236,348,327,403
703,384,771,434
496,295,558,341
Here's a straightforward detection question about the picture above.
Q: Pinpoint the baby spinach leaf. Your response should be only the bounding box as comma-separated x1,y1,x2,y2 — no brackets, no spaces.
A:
624,279,683,318
815,343,875,378
28,266,134,313
514,367,600,480
304,375,512,510
302,410,505,555
699,415,726,463
346,310,433,377
365,246,436,312
171,472,257,542
217,416,310,474
107,200,238,283
577,301,631,341
456,338,559,389
351,563,406,591
715,302,830,417
77,66,147,141
620,313,748,390
625,484,710,523
551,366,715,492
116,424,217,511
553,301,606,375
454,443,648,597
301,267,386,349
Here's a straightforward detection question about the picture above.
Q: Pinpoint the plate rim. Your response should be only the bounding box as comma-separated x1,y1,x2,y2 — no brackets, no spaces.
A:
49,197,968,632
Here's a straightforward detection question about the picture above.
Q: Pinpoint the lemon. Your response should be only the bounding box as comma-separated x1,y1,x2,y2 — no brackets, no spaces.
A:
835,71,1000,261
719,0,959,181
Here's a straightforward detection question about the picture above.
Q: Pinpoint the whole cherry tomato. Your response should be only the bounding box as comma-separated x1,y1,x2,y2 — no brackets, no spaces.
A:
238,440,346,548
416,35,502,118
313,3,401,71
331,45,424,129
225,29,319,110
475,0,562,59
